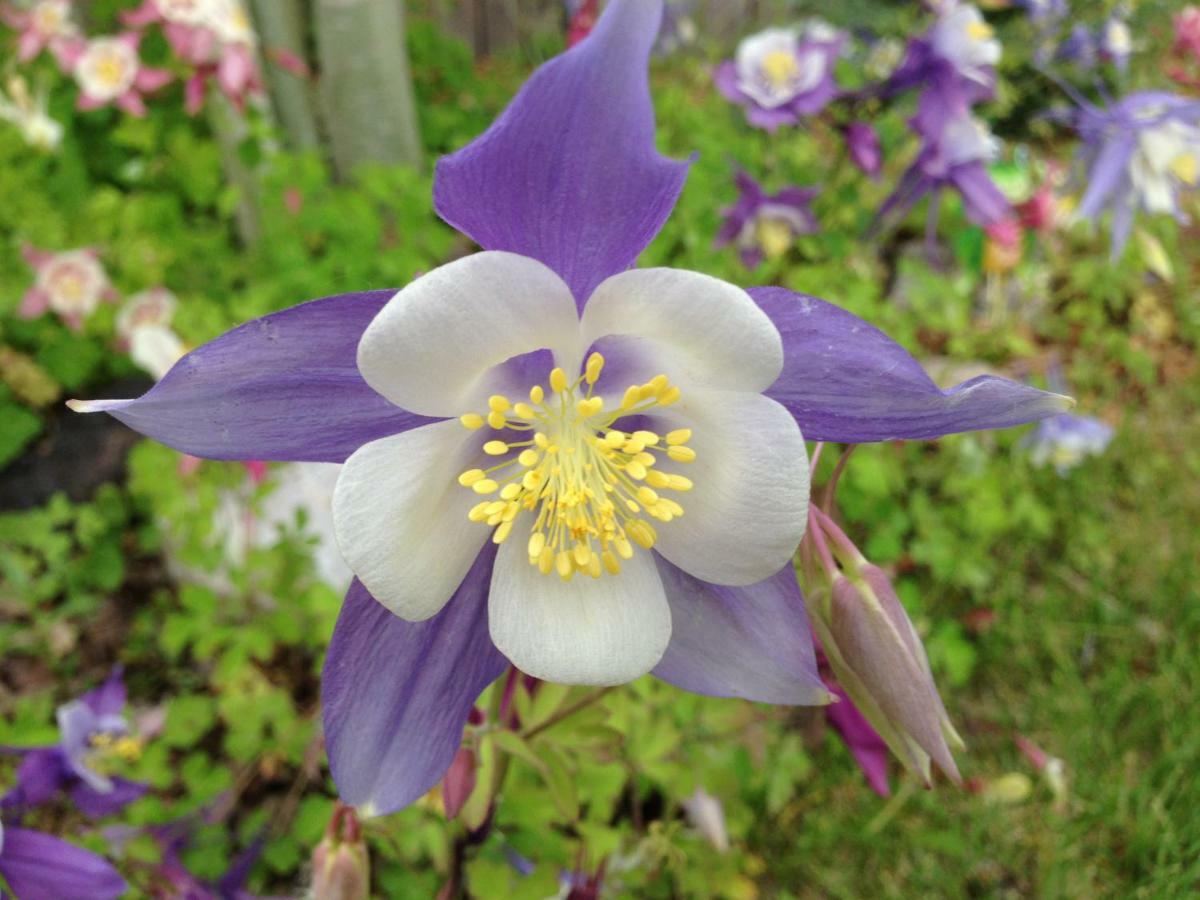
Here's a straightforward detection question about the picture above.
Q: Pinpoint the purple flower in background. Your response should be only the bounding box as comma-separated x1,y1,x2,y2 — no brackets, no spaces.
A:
844,122,883,178
887,1,1000,102
714,21,844,131
0,818,127,900
714,171,819,268
1071,91,1200,257
1023,412,1114,473
1,668,147,819
1056,24,1099,70
71,0,1068,817
880,110,1011,232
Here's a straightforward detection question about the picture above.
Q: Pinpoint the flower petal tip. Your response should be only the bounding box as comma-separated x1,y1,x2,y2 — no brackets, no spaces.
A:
66,398,131,413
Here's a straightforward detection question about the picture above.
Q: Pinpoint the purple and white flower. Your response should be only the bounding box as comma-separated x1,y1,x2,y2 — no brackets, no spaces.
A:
1099,16,1133,72
0,819,127,900
888,1,1000,101
71,0,1068,816
1072,91,1200,257
714,21,844,131
1,668,147,819
714,171,819,268
1023,413,1113,474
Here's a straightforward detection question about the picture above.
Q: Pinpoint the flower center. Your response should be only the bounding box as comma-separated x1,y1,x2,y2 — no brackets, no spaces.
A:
456,353,695,581
33,3,66,34
966,20,994,43
755,216,794,259
761,50,799,89
86,731,144,776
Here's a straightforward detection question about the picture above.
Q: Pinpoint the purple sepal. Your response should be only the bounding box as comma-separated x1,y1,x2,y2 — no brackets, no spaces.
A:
322,550,508,815
715,171,819,269
4,749,67,810
824,676,891,796
434,0,689,308
651,558,829,706
845,122,883,178
74,291,436,463
752,287,1070,442
0,825,128,900
80,667,126,719
71,777,149,819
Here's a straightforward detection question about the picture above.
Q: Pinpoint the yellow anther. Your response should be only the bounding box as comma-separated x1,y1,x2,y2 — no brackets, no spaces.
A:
623,437,646,454
555,550,573,579
585,352,605,384
966,20,993,41
667,445,696,463
586,554,602,578
666,428,692,445
573,543,592,567
537,545,555,574
500,483,521,500
513,402,535,419
518,449,539,466
661,499,684,517
528,532,546,559
1172,152,1198,185
534,432,550,449
530,385,545,404
493,520,514,544
659,386,681,405
614,537,634,559
634,452,656,467
484,501,506,516
487,411,507,430
761,49,799,87
576,397,604,418
626,519,657,549
488,395,511,413
636,486,660,506
468,501,490,522
472,479,499,494
458,469,486,486
645,470,669,488
621,385,641,409
668,475,693,491
549,368,568,393
484,440,509,455
626,461,648,480
633,430,659,446
604,430,626,448
460,413,485,430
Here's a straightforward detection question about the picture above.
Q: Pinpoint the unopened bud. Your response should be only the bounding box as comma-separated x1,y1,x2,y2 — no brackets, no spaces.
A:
441,747,477,820
312,803,369,900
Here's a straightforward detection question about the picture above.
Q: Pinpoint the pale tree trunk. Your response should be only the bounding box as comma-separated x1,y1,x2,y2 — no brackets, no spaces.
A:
248,0,322,152
208,93,262,246
314,0,424,176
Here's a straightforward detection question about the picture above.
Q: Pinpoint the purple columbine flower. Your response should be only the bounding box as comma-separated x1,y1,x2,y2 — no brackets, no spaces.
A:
1071,91,1200,257
1,668,147,819
886,1,1000,103
714,171,819,268
1023,412,1114,474
844,122,883,179
879,109,1011,232
714,21,844,131
70,0,1068,817
0,818,127,899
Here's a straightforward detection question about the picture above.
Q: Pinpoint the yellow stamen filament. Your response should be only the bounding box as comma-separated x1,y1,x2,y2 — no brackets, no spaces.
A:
455,355,696,579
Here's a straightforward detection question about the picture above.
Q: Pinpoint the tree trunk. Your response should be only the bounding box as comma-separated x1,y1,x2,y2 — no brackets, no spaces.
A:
314,0,424,176
248,0,322,153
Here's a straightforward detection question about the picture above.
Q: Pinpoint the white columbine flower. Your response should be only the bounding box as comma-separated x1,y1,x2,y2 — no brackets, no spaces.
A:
942,114,1000,167
929,2,1001,84
1129,117,1200,215
75,38,140,102
331,252,809,685
734,27,827,109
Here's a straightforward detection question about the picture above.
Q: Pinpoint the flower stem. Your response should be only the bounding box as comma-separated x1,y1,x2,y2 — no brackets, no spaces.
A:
522,687,611,741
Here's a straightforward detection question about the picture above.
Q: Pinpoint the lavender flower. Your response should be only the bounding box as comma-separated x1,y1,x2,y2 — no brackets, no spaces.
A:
1057,24,1099,70
714,21,844,131
71,0,1068,816
1023,413,1113,474
844,122,883,179
0,818,127,899
1072,91,1200,257
887,1,1000,102
714,171,819,268
2,668,147,819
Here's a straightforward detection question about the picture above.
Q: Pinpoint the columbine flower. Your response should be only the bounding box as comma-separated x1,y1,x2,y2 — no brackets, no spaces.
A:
714,21,844,131
71,0,1067,816
70,32,172,117
1100,17,1132,72
17,245,118,330
1023,411,1113,473
312,804,370,900
1,668,148,818
0,0,78,65
0,818,127,900
117,288,187,380
844,121,883,179
0,74,63,151
888,1,1000,101
879,110,1011,232
714,171,818,268
1071,91,1200,257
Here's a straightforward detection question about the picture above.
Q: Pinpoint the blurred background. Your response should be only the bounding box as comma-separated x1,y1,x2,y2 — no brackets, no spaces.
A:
1,0,1197,896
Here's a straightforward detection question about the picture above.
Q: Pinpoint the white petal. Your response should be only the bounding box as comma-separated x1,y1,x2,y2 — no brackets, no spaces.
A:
333,421,489,621
488,535,672,685
653,390,808,586
580,268,783,393
357,252,583,417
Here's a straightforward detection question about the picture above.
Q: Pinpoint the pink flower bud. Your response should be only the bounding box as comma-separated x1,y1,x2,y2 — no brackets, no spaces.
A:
312,803,369,900
441,746,476,820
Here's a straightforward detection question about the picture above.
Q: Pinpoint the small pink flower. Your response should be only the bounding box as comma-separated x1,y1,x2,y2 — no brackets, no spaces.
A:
1,0,80,67
1175,6,1200,57
19,245,118,330
71,33,172,117
116,287,178,344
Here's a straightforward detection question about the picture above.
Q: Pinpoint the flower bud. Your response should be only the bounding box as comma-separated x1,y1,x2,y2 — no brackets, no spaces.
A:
312,803,369,900
441,746,477,820
815,567,962,784
844,122,883,179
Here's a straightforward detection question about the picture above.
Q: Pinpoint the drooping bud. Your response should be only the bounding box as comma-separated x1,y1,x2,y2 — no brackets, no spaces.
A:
312,802,370,900
441,746,477,820
844,122,883,179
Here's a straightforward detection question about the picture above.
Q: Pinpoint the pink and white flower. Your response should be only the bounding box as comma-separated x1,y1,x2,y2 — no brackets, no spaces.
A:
70,33,172,117
0,74,63,151
117,288,186,380
18,246,118,330
0,0,79,66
